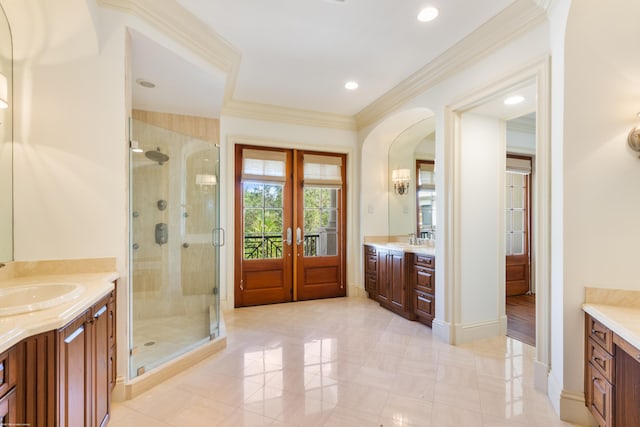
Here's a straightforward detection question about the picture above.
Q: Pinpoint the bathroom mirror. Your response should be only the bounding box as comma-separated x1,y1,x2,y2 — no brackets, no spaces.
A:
0,3,13,263
388,117,435,237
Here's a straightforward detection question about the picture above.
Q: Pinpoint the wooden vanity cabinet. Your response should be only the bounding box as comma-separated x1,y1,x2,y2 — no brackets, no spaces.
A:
363,245,415,320
11,286,117,427
58,291,114,427
363,245,378,297
0,347,17,425
410,254,436,326
584,313,640,427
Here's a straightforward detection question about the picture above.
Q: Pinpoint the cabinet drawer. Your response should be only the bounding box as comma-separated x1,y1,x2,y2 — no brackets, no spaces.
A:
0,347,16,398
588,337,614,382
588,316,613,354
587,362,613,427
414,290,434,319
0,387,16,426
415,255,435,268
366,255,377,273
414,266,434,293
365,245,377,256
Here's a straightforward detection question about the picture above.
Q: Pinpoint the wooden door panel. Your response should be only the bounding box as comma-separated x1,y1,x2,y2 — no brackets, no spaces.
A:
235,145,293,307
506,255,529,296
389,251,405,310
298,264,343,300
295,151,346,301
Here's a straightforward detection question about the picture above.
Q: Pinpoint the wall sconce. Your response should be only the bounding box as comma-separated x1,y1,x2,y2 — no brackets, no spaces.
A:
392,168,410,195
628,113,640,156
0,73,7,109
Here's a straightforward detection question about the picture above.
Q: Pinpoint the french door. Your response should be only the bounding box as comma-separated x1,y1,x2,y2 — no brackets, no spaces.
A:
505,155,532,296
234,145,346,307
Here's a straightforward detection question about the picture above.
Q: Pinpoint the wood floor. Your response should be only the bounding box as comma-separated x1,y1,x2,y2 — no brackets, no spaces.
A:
506,293,536,347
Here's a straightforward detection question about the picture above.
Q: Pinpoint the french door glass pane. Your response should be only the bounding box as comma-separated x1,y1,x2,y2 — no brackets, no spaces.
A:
303,187,339,257
243,182,284,260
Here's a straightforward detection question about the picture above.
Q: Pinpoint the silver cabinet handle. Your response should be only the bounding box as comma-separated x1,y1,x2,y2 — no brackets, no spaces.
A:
296,227,302,245
94,305,107,319
64,325,85,344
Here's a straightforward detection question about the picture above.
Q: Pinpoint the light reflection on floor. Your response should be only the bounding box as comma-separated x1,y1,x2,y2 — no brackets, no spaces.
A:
112,297,581,427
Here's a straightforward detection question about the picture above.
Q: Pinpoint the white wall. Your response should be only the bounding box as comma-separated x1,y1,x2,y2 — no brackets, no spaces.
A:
219,115,359,308
506,129,535,154
359,21,550,340
7,0,126,263
459,113,504,327
556,0,640,422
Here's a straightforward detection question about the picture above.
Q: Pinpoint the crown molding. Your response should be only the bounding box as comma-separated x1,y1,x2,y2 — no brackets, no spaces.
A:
507,114,536,134
533,0,556,11
222,100,357,131
97,0,241,76
355,0,547,129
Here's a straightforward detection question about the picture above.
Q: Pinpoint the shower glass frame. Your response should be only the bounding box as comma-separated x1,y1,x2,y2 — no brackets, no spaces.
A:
128,118,220,379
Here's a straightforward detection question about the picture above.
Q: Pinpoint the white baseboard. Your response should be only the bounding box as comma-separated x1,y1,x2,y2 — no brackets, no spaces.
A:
451,316,507,345
547,370,597,426
432,318,452,344
534,359,548,393
348,285,368,298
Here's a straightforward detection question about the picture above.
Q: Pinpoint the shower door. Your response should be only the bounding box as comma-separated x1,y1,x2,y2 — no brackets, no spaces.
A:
129,119,220,378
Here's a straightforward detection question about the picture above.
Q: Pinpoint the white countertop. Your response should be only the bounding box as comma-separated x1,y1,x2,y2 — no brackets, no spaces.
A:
0,271,118,354
365,241,436,256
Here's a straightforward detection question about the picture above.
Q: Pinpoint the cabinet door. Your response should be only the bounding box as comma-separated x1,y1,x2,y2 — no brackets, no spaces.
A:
587,362,613,427
389,251,405,312
92,297,111,427
376,250,390,303
58,312,90,427
0,388,16,426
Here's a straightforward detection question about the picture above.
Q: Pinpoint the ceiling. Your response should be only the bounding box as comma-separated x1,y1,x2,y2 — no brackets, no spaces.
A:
131,0,522,120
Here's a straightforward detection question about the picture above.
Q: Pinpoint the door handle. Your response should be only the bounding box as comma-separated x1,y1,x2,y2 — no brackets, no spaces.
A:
212,228,225,247
285,227,292,246
296,227,302,245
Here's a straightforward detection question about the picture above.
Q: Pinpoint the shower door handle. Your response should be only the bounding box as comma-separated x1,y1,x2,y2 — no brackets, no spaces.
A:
212,228,225,247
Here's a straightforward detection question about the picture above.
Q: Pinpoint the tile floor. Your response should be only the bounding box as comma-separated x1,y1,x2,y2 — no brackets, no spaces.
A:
110,297,581,427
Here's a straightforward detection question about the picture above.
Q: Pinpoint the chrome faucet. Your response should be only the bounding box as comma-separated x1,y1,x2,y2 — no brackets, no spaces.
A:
409,233,417,245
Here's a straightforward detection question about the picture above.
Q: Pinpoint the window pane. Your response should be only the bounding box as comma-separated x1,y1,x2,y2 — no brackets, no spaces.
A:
513,187,524,209
505,210,512,231
264,209,283,233
304,186,339,257
264,184,283,208
513,210,524,232
244,183,264,208
506,233,512,256
304,188,320,208
512,232,524,255
512,173,524,187
505,172,513,186
505,187,512,208
244,208,263,235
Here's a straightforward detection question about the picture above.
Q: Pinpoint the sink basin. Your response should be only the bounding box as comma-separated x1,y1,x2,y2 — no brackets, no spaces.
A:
0,283,83,316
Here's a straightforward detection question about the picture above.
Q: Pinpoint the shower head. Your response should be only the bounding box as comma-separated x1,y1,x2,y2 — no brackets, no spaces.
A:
146,147,169,165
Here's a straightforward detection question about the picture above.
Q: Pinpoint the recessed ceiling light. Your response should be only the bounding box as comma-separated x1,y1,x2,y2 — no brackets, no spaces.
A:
136,78,156,89
417,7,439,22
504,95,525,105
345,81,358,90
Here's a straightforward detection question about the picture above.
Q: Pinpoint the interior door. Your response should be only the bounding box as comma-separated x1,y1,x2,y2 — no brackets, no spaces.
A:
505,156,531,296
235,146,346,307
295,151,347,300
235,146,293,307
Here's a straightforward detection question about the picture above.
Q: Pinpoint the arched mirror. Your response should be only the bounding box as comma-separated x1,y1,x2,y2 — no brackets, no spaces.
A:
388,117,435,239
0,3,13,263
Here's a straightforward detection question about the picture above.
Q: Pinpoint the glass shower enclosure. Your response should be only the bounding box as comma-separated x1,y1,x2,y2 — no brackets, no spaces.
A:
129,118,221,378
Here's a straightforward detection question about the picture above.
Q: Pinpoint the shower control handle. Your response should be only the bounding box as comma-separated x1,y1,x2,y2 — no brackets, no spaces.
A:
285,227,292,246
